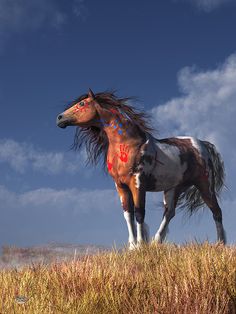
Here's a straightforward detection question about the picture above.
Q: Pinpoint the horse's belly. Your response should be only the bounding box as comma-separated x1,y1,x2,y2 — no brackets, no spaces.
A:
146,171,183,192
140,139,188,192
145,158,186,192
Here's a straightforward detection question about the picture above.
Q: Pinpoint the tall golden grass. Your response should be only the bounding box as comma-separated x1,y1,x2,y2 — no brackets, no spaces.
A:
1,242,236,313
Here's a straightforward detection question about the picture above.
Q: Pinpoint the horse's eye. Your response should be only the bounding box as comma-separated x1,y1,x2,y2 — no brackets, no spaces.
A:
80,101,85,106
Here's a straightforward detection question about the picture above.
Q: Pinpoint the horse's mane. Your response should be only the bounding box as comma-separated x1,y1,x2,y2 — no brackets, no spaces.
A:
67,91,156,170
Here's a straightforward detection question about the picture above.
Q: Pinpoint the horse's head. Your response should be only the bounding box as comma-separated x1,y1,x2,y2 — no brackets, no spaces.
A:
57,89,99,129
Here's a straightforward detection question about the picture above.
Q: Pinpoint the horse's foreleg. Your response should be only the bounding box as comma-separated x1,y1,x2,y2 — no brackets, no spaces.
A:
123,211,137,250
115,184,137,249
129,177,149,246
154,188,178,243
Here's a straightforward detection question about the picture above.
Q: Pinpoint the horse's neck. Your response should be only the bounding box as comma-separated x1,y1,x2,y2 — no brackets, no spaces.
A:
102,115,145,145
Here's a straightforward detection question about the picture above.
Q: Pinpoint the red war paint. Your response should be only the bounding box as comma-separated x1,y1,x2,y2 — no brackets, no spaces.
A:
73,104,80,113
107,160,113,171
110,108,116,114
107,156,115,171
118,144,129,162
107,144,129,171
110,108,119,115
109,108,123,119
73,101,89,114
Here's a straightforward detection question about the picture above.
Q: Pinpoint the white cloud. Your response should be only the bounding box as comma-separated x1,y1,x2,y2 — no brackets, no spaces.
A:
0,139,85,175
149,53,236,243
0,185,119,214
151,53,236,190
0,0,66,32
0,0,87,47
0,184,126,247
178,0,235,11
73,0,88,20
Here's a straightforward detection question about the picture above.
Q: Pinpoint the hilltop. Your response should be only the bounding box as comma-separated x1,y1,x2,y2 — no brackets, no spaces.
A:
0,243,236,313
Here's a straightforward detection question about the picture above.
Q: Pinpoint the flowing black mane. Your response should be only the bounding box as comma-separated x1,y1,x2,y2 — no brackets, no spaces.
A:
67,91,156,170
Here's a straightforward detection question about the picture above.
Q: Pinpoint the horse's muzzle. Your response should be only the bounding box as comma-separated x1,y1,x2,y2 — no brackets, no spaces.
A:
56,114,73,128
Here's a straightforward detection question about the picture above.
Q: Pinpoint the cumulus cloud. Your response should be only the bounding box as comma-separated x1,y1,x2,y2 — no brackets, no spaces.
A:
151,53,236,191
178,0,235,11
149,53,236,243
0,139,85,175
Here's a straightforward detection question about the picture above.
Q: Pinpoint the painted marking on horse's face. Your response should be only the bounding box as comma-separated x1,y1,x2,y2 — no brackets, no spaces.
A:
73,100,90,114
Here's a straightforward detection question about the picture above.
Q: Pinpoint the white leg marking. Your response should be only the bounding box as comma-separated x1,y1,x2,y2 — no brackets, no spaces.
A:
137,223,143,243
154,216,168,242
124,211,137,249
136,222,149,245
154,189,175,243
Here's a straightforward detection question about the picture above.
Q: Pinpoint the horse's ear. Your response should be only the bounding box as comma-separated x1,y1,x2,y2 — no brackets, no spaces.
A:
88,88,95,100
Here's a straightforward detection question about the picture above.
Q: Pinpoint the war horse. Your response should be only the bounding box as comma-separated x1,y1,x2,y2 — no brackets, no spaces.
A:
57,89,225,249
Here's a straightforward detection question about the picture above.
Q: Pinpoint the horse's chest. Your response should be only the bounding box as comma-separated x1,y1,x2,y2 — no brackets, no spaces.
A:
107,145,136,181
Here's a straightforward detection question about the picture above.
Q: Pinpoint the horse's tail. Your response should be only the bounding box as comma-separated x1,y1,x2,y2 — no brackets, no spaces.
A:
202,141,225,195
178,140,225,215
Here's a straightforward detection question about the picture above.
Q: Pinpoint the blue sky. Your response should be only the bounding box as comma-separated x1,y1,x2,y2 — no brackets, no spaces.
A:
0,0,236,249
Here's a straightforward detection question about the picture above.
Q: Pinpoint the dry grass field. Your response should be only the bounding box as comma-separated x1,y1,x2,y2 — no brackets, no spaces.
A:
0,242,236,313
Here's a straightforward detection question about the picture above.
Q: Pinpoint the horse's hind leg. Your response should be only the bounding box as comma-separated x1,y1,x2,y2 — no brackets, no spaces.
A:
197,181,226,244
154,187,180,243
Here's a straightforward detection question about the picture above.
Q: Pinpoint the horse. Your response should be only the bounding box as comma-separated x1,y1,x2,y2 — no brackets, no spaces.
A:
56,89,226,249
